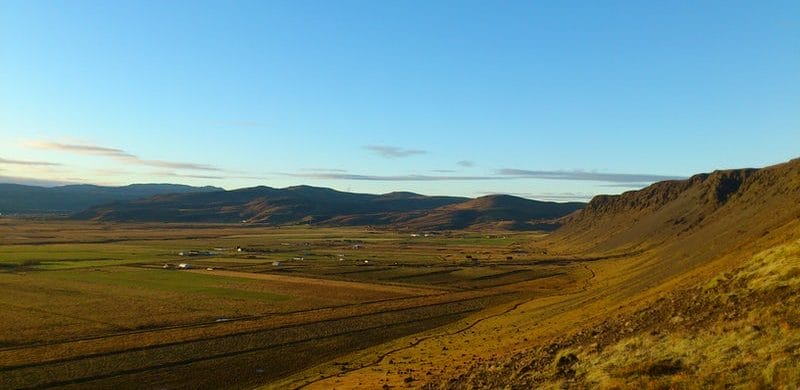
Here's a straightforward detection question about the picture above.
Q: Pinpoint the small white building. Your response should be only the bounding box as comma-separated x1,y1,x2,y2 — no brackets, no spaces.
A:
177,263,192,269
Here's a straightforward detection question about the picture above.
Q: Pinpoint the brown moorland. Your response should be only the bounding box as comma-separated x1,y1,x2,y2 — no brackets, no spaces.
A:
0,222,578,389
279,158,800,389
1,158,798,389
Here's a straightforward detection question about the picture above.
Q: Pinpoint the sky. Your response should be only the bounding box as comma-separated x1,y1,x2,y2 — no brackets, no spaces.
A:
1,0,798,201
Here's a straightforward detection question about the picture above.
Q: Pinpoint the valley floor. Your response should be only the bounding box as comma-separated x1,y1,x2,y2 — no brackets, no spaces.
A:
1,218,797,389
279,224,800,389
0,220,572,389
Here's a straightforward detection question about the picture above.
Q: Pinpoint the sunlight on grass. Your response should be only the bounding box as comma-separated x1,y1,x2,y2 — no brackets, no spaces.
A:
561,238,800,389
44,268,291,302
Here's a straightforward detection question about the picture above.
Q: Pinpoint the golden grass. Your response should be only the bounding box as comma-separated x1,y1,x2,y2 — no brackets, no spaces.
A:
555,238,800,389
0,220,573,389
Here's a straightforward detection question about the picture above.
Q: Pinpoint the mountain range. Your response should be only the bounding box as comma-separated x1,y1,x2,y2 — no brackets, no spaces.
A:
0,181,585,229
72,185,585,230
0,183,221,214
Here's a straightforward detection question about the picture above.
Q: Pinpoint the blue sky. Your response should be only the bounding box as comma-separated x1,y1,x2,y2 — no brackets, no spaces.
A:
1,0,798,201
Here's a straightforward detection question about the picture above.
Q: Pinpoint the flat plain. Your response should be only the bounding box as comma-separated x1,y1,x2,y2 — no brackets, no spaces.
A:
0,219,580,389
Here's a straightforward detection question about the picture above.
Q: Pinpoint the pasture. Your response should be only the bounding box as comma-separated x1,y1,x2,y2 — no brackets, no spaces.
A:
0,219,580,389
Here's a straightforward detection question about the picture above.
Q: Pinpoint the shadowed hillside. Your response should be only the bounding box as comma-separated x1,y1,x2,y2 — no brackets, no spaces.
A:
0,183,222,214
73,187,585,230
73,186,467,224
393,195,584,231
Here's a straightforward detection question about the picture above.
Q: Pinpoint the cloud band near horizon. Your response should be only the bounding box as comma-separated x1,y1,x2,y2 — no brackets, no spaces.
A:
285,168,685,184
0,157,61,166
27,141,221,171
495,169,684,183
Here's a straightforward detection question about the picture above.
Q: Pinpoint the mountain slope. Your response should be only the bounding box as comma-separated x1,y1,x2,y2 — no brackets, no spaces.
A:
0,183,222,214
393,195,585,231
430,158,800,388
73,186,469,224
73,186,585,229
550,158,800,255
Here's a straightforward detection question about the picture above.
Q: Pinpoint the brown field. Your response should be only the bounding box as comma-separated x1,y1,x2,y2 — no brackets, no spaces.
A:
0,219,581,389
4,183,797,390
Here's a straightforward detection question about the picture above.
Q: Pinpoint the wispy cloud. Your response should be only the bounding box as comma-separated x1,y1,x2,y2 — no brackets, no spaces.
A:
457,160,475,167
0,175,77,187
0,157,61,166
496,169,684,183
364,145,427,158
431,169,456,173
479,191,595,202
284,172,499,181
26,141,135,158
152,171,226,180
300,168,347,173
597,182,654,189
284,168,682,184
137,160,219,171
92,168,134,176
27,141,221,171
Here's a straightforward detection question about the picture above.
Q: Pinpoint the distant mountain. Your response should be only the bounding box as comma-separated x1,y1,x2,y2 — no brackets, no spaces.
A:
0,183,223,214
73,185,586,230
387,195,585,231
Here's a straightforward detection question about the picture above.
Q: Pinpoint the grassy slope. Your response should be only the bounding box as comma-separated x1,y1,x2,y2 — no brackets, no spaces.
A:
442,229,800,389
295,159,800,389
419,159,800,389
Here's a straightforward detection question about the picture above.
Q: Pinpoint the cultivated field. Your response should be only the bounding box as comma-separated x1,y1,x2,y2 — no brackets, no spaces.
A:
0,219,583,389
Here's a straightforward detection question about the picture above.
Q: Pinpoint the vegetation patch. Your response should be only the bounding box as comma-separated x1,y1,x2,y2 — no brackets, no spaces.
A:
44,268,292,302
440,238,800,389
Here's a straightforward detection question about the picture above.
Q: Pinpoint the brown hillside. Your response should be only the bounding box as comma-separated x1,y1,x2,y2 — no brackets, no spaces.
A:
550,158,800,256
268,158,800,389
395,195,585,231
429,158,800,389
74,187,584,230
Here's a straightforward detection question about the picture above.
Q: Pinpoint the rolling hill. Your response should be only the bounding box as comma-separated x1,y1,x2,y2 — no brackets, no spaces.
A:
431,157,800,388
548,157,800,269
72,186,585,229
389,195,585,231
0,183,222,214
